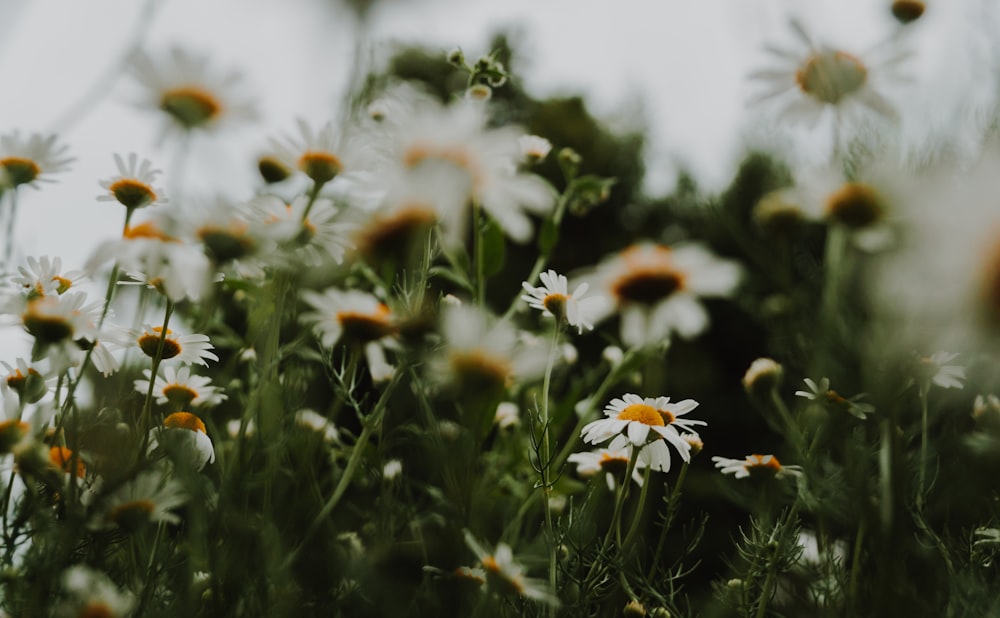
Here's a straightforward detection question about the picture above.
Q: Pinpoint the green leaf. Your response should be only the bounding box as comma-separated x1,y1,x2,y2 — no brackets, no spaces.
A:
428,265,474,294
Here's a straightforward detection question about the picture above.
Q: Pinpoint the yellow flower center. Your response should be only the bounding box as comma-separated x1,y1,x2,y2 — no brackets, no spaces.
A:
824,182,884,229
357,205,437,262
746,454,784,478
49,446,85,478
598,452,629,476
109,178,157,210
138,327,181,360
336,305,396,343
481,555,525,595
124,221,176,242
449,350,511,389
542,293,568,320
163,384,199,407
795,50,868,105
297,151,343,185
164,411,207,434
403,144,480,190
22,302,74,343
109,499,156,530
891,0,925,24
612,247,686,305
0,157,40,186
159,86,223,129
258,155,291,184
52,275,73,294
198,223,255,263
0,420,29,454
79,601,116,618
616,403,665,426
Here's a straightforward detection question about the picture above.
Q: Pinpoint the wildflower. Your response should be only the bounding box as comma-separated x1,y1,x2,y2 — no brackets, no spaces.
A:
892,1,925,24
97,153,167,211
20,291,100,346
148,412,215,471
795,377,874,419
186,197,262,265
2,357,50,404
753,190,806,235
519,135,552,164
11,255,85,299
351,191,440,265
0,389,31,453
916,352,965,390
294,409,339,443
463,531,558,604
299,288,398,382
711,454,804,480
252,194,353,266
586,243,741,346
128,47,256,138
494,401,520,429
431,305,547,392
134,366,227,409
602,345,624,365
57,565,135,618
742,357,783,398
568,447,646,490
133,325,219,366
681,433,704,457
257,154,292,184
581,393,705,473
382,459,403,481
749,18,908,129
91,468,188,531
269,118,346,186
0,131,73,188
49,446,86,478
520,269,605,334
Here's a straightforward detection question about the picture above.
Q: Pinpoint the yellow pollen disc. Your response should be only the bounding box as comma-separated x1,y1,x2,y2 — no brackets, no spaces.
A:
198,224,255,262
450,350,511,387
612,266,686,306
109,178,157,210
357,206,437,260
49,446,86,478
258,155,291,184
747,455,783,477
109,499,156,523
164,411,207,434
824,390,848,406
598,453,629,475
336,305,395,343
138,328,181,360
616,403,665,426
78,601,116,618
297,151,343,185
0,420,29,453
658,408,676,424
542,293,568,318
159,86,223,129
0,156,40,186
124,221,175,242
795,50,868,105
403,145,480,187
824,182,883,229
163,384,199,405
22,307,74,343
51,275,73,294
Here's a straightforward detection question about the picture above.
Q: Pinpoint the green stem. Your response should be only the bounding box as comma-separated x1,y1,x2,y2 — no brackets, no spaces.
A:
472,201,485,306
647,461,689,580
538,323,561,615
621,462,654,550
502,189,571,321
133,523,166,618
755,501,801,618
584,448,639,588
138,300,175,460
916,385,930,512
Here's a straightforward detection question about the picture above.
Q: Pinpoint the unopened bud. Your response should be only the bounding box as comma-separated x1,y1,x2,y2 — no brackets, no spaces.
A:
743,357,783,398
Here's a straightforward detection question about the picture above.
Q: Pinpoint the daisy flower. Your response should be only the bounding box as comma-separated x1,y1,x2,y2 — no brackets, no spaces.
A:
749,18,909,131
11,255,86,299
567,446,647,491
128,47,256,138
431,304,548,392
96,152,167,211
349,178,443,265
916,352,965,390
19,291,101,347
299,288,398,382
48,445,86,479
269,118,347,186
795,377,875,420
294,409,339,443
57,565,135,618
90,468,188,531
712,454,804,480
147,411,215,471
0,131,74,188
134,365,227,409
0,387,32,454
520,269,606,334
463,531,558,605
1,357,51,404
251,194,354,266
585,243,741,346
494,401,520,429
132,325,219,367
518,135,552,164
581,393,706,473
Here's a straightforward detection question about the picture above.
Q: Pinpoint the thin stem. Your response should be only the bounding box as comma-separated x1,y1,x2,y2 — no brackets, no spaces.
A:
584,448,639,588
472,201,485,305
647,461,689,580
916,384,930,511
621,462,654,550
3,188,18,267
502,189,571,321
755,501,801,618
138,300,175,460
538,322,561,616
133,523,167,618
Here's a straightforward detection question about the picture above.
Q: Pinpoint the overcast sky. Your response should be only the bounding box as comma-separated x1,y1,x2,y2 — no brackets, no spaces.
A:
0,0,998,297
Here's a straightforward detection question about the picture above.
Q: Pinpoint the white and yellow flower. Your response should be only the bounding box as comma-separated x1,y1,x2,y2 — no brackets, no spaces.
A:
132,325,219,367
57,565,135,618
11,255,86,299
97,152,167,211
0,131,73,189
520,269,606,334
90,467,188,531
712,454,803,480
567,446,647,490
134,366,227,409
463,531,558,605
147,412,215,471
300,288,398,382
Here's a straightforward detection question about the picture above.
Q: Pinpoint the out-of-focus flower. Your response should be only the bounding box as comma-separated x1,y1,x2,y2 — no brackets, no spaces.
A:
49,445,86,478
128,47,256,138
585,243,741,346
743,357,784,398
269,118,347,186
300,288,398,382
711,453,803,480
1,357,50,404
581,393,705,473
749,18,909,130
90,468,188,531
132,325,219,367
518,135,552,164
494,401,520,429
97,153,167,211
148,411,215,471
0,131,74,189
295,409,339,443
134,366,227,409
463,531,558,605
916,352,965,390
382,459,403,481
11,255,85,300
56,565,135,618
568,446,647,490
795,377,874,419
251,194,353,266
891,1,925,24
520,270,606,334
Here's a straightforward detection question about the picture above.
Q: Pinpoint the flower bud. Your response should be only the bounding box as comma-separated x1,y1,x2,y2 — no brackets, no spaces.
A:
743,357,783,399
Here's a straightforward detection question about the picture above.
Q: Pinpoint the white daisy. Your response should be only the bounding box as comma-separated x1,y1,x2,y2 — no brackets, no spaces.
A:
128,47,256,138
251,194,354,266
917,352,965,390
712,454,804,480
96,152,167,211
493,401,520,429
520,269,606,334
11,255,86,299
586,243,741,346
90,467,188,531
147,411,215,471
294,409,339,443
749,18,909,131
795,377,875,420
134,365,227,409
518,135,552,164
57,565,135,618
567,446,647,491
581,393,705,473
1,357,51,404
463,531,558,605
0,131,74,189
299,288,398,382
132,325,219,367
19,291,101,347
269,118,347,186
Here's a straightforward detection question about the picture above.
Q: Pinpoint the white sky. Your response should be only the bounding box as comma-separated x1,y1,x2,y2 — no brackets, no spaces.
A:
0,0,997,347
